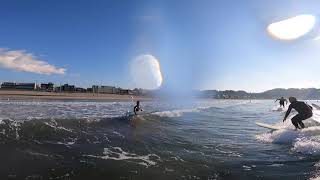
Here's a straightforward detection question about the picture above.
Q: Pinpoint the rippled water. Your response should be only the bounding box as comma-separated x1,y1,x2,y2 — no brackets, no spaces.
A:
1,99,320,179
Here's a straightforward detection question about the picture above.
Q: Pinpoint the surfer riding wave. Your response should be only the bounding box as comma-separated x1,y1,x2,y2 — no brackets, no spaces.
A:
133,101,143,115
275,97,287,108
283,97,313,130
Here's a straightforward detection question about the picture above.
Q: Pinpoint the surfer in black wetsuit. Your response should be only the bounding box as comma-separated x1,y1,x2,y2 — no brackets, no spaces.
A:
133,101,143,115
275,97,287,108
283,97,313,130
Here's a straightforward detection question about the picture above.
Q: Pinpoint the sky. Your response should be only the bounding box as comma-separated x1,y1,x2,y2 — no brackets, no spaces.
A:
1,0,320,92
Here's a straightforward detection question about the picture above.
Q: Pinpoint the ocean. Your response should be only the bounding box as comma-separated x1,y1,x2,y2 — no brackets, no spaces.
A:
1,99,320,180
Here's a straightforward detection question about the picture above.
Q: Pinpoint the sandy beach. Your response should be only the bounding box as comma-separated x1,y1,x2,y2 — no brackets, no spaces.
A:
0,90,150,101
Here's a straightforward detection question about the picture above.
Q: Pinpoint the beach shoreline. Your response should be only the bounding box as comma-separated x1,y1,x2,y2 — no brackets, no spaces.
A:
0,90,151,101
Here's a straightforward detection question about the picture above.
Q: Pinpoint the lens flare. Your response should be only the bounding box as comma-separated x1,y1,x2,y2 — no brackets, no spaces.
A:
130,54,163,90
267,14,316,40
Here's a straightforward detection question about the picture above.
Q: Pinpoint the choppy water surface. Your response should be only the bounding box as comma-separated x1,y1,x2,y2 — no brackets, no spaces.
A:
1,99,320,179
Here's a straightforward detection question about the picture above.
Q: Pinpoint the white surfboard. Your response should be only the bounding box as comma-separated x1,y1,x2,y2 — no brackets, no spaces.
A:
255,122,282,130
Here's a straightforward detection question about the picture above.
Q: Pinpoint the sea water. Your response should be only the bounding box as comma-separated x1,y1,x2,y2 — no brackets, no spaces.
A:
0,99,320,179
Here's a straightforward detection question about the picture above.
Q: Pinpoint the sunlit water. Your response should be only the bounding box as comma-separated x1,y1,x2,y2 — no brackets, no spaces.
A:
1,99,320,179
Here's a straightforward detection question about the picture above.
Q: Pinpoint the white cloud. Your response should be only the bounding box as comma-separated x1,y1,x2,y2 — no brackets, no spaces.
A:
130,54,163,90
0,49,65,75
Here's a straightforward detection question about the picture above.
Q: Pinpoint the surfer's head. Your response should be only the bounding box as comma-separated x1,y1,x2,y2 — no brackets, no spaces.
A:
136,101,140,105
289,97,297,103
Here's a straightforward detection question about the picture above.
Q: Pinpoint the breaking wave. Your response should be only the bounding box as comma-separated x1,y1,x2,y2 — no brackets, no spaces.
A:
256,120,320,155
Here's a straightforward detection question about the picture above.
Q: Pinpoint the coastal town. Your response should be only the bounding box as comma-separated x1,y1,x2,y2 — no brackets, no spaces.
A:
2,82,320,100
0,81,145,96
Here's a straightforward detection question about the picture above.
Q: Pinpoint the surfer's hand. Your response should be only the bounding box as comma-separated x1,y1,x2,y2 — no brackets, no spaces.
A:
283,118,286,122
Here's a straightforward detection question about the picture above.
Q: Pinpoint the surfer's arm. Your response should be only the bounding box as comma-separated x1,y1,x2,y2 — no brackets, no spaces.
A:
275,99,279,102
283,106,292,122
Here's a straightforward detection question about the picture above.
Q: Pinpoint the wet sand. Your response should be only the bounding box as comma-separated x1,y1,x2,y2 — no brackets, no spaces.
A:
0,90,150,101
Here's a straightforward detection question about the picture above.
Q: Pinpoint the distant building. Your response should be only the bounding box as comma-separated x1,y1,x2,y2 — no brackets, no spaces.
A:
86,88,93,93
92,85,119,94
40,83,54,91
119,88,133,95
15,83,36,90
1,82,36,90
63,84,75,92
92,85,98,93
56,84,75,92
1,82,16,89
75,87,86,93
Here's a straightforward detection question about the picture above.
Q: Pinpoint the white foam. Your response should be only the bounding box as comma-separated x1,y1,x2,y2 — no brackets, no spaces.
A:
85,147,160,167
272,106,287,112
292,138,320,155
310,161,320,180
242,165,252,171
170,156,185,162
310,176,320,180
152,108,200,118
2,119,22,140
0,101,132,121
268,163,284,167
44,119,73,132
257,124,320,155
112,131,125,138
300,126,320,136
291,127,320,155
311,109,320,123
256,129,299,144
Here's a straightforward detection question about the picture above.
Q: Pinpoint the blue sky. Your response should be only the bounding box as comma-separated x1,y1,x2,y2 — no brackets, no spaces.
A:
0,0,320,92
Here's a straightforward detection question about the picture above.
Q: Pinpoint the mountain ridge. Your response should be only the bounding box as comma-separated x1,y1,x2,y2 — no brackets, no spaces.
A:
197,88,320,99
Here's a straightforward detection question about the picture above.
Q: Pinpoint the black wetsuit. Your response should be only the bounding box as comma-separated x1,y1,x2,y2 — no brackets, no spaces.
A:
133,105,141,115
284,101,313,129
276,98,287,108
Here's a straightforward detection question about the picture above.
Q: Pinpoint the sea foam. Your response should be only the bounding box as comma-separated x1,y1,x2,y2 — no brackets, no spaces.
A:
85,146,161,167
257,124,320,155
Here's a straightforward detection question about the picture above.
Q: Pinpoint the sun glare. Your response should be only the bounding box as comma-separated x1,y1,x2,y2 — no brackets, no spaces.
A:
267,14,316,40
130,54,163,90
314,35,320,41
